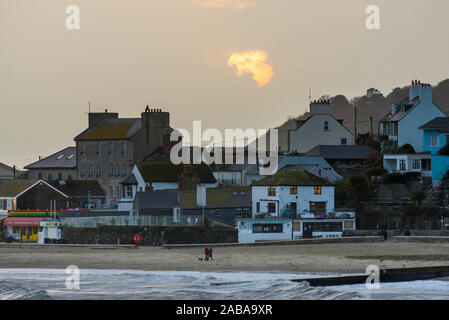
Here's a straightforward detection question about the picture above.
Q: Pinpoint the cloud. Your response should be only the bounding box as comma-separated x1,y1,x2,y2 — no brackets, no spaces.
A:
189,0,254,10
227,50,274,86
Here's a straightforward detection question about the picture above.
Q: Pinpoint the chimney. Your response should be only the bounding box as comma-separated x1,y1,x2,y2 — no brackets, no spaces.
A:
409,80,420,100
309,99,330,115
419,83,432,102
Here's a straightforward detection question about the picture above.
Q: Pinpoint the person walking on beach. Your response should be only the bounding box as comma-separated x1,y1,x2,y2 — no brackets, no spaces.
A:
204,247,209,261
208,246,213,260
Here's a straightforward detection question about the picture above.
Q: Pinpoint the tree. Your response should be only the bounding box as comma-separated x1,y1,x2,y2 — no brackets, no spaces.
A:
397,144,416,154
410,191,426,205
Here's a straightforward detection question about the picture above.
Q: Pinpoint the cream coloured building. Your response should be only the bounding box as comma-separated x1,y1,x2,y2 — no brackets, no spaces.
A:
289,100,354,154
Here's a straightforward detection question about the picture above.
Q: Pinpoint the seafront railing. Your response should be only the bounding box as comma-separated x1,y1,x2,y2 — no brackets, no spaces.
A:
60,215,203,228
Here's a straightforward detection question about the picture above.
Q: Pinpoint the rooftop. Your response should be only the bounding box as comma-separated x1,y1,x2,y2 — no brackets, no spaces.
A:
136,161,217,184
305,145,377,160
75,118,141,141
48,180,105,197
418,117,449,132
0,180,36,197
252,166,333,186
24,147,76,169
180,186,251,209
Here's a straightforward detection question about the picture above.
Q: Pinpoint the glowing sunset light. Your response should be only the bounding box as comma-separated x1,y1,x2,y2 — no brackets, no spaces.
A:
227,50,274,86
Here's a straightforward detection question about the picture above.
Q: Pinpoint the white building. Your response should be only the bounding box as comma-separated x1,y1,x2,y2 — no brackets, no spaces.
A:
237,166,355,243
379,80,447,152
289,100,354,154
117,162,217,212
383,153,431,177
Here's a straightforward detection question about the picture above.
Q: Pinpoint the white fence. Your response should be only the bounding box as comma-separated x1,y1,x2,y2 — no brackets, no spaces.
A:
61,215,203,228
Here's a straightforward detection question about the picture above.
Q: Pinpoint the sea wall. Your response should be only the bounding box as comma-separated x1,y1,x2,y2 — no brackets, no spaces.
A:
61,226,237,245
343,229,449,240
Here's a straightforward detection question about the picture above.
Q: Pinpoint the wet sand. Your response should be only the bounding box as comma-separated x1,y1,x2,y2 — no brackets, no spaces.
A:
1,241,449,274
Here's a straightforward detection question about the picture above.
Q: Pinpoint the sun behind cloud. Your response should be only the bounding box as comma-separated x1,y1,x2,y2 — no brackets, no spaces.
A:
227,50,274,87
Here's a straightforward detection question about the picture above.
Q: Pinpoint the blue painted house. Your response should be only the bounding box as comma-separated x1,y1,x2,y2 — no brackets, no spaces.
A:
419,117,449,185
379,80,447,152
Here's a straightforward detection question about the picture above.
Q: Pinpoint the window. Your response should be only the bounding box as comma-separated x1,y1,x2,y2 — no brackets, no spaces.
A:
81,164,86,177
109,187,114,200
314,186,322,195
48,173,52,181
38,172,43,179
122,142,127,155
445,135,449,146
290,186,298,194
81,143,86,156
310,202,326,214
97,142,102,155
58,172,63,180
311,222,342,232
109,142,114,155
287,202,297,213
96,164,101,177
412,159,421,170
115,186,120,199
124,185,133,198
122,164,127,177
399,159,406,171
268,202,276,213
324,121,329,130
341,138,347,145
89,164,93,177
253,224,283,233
109,164,113,177
256,202,260,213
115,164,120,177
268,186,276,196
343,221,354,230
429,136,439,147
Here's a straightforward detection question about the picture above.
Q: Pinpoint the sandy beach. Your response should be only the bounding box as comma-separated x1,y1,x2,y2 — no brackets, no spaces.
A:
1,241,449,274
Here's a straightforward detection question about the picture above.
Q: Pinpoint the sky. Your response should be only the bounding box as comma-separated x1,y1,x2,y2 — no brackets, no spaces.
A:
1,0,449,169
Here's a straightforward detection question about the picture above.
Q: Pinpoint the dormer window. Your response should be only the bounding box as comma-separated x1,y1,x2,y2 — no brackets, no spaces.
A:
324,121,329,131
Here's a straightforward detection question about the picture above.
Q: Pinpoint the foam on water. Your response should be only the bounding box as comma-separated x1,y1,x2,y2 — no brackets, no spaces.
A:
0,268,448,300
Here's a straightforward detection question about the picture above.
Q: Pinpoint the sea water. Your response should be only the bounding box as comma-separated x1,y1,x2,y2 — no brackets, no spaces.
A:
0,268,448,300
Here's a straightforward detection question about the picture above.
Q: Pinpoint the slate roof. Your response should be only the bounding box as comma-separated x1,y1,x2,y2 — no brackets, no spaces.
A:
74,118,141,141
136,162,217,184
134,191,179,209
0,180,36,197
418,117,449,132
381,96,420,122
120,173,138,185
252,166,333,186
24,147,76,169
304,145,377,160
48,180,105,197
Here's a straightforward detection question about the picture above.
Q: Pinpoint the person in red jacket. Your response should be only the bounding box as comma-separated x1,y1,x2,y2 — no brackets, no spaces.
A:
204,247,210,261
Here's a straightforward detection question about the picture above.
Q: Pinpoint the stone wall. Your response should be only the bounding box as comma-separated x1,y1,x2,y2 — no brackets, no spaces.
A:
61,225,237,245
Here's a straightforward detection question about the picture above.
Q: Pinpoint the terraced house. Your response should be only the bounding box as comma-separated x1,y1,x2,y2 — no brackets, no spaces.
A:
74,107,173,203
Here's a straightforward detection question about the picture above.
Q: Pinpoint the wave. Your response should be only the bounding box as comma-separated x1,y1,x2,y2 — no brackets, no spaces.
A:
0,281,52,300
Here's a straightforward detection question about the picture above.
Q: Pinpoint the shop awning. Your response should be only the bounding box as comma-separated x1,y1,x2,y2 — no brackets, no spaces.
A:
3,217,45,227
